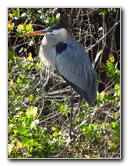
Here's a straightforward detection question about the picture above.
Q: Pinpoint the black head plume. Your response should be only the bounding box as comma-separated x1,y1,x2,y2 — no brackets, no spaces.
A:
46,25,61,32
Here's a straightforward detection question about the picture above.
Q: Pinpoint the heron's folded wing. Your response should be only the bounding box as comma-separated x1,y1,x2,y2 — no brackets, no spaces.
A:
55,37,97,104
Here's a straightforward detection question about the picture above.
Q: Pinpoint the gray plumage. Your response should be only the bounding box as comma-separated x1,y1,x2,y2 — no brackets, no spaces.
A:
28,25,97,104
56,37,97,104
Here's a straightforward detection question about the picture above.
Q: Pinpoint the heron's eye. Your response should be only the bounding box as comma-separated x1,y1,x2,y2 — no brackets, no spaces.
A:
46,27,53,32
49,29,53,32
51,30,59,36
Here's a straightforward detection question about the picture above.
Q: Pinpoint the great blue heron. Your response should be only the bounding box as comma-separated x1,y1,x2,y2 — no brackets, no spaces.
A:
27,25,97,138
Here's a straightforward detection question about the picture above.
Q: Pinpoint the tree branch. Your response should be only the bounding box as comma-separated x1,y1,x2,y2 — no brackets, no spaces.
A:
86,20,120,52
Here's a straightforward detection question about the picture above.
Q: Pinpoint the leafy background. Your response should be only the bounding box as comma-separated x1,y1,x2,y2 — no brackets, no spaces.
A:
8,8,120,158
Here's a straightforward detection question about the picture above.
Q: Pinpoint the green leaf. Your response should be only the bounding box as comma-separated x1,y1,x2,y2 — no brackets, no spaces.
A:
53,131,58,137
17,77,22,84
29,139,38,146
98,8,106,15
114,84,120,97
21,137,30,144
8,124,14,132
8,51,16,62
110,122,118,128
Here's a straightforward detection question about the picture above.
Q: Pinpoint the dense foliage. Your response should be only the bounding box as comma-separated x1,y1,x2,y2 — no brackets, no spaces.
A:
8,8,120,158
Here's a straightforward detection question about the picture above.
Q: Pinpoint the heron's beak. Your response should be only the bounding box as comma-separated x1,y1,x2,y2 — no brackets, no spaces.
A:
26,29,48,36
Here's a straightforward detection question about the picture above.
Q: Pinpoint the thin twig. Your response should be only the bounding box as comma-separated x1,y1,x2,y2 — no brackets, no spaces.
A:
86,20,120,52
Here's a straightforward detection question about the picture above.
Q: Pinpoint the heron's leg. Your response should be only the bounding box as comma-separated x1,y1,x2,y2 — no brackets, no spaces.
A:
72,97,83,121
69,87,74,139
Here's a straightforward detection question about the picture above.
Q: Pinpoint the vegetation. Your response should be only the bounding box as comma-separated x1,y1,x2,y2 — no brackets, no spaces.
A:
8,8,120,158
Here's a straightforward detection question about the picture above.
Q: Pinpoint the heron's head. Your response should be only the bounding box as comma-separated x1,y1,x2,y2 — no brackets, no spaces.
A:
27,25,68,43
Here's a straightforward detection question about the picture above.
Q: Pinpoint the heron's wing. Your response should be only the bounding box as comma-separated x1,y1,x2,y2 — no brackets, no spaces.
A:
55,37,97,104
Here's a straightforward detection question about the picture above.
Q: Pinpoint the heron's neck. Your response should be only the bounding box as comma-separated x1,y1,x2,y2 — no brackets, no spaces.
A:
42,36,48,45
39,39,56,68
